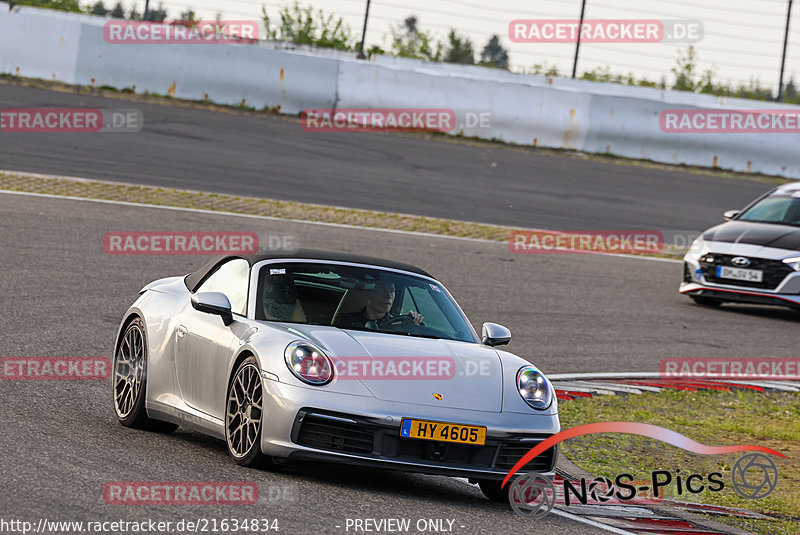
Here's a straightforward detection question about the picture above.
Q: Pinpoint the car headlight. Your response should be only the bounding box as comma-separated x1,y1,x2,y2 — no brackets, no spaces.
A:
517,366,553,410
284,341,333,385
686,235,709,259
782,256,800,271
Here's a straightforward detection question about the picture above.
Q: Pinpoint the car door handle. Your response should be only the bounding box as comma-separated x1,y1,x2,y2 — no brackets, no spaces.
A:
177,325,188,337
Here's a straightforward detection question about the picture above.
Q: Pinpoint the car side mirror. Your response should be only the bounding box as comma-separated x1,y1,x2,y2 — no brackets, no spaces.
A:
191,291,234,325
723,210,740,221
482,322,511,347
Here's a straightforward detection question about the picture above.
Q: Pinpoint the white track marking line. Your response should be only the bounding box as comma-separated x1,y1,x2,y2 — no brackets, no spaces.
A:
550,509,637,534
553,380,660,393
454,479,636,534
0,189,682,264
0,189,496,244
721,380,800,391
546,383,618,395
548,372,664,380
550,372,800,390
552,381,648,394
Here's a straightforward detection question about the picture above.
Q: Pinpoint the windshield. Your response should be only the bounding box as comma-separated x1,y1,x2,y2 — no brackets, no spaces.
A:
255,262,476,343
737,195,800,227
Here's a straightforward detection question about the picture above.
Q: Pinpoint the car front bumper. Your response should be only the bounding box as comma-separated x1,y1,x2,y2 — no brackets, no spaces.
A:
259,379,559,480
681,255,800,308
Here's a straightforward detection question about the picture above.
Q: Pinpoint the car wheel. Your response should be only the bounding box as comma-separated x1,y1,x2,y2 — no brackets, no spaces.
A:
478,480,510,503
114,317,179,432
690,296,722,307
226,356,275,467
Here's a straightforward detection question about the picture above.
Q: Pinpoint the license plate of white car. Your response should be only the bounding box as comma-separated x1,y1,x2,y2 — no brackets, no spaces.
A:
717,266,763,282
400,418,486,445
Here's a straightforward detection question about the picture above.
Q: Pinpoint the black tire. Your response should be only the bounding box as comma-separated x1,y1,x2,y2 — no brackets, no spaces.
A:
478,479,510,503
113,317,179,433
225,356,276,468
690,296,722,307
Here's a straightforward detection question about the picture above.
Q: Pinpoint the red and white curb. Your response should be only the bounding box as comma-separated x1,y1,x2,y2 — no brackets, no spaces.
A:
549,372,800,401
545,471,774,535
541,372,796,534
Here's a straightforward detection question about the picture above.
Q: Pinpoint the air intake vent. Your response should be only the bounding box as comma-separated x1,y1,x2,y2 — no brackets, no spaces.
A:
296,414,375,454
495,443,556,472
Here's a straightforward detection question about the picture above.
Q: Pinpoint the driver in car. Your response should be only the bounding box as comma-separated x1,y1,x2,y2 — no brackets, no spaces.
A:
336,281,423,330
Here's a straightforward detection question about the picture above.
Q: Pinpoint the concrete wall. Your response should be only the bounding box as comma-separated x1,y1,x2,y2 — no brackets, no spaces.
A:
2,6,799,178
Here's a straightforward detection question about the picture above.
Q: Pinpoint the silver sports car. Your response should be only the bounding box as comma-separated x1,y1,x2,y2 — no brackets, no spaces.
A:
681,182,800,310
113,250,559,500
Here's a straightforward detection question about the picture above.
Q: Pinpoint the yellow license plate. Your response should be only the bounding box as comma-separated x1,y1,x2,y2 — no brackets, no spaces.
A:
400,418,486,445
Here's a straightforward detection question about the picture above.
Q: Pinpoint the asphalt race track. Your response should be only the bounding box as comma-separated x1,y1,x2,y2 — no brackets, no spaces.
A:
0,83,777,235
1,192,797,534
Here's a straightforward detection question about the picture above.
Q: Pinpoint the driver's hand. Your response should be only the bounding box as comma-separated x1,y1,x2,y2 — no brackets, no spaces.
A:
408,310,424,325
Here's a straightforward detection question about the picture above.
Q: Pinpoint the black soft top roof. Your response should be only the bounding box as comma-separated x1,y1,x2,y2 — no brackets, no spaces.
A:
184,248,433,292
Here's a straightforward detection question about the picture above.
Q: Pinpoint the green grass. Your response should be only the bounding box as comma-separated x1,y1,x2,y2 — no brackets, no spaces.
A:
558,390,800,534
0,171,692,258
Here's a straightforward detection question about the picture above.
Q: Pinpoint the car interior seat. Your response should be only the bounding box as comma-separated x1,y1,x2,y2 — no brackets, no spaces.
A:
330,289,368,326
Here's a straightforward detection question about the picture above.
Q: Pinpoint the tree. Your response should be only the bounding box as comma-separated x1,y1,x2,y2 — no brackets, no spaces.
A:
8,0,82,12
144,3,167,21
89,1,108,15
390,16,441,61
404,15,417,34
480,35,509,69
443,29,474,64
732,78,773,101
366,44,385,56
262,1,355,50
179,9,197,22
109,1,125,18
783,77,798,102
671,45,699,92
698,68,716,94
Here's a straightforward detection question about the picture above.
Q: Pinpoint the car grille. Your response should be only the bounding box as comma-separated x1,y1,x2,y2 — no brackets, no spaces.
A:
293,410,556,473
495,442,556,472
296,414,374,454
700,254,793,290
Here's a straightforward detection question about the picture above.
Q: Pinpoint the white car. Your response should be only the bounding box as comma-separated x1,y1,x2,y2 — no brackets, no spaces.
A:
113,250,560,501
680,182,800,310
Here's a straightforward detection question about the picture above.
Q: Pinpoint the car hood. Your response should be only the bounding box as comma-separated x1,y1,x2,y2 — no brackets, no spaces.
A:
704,221,800,251
288,325,503,413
